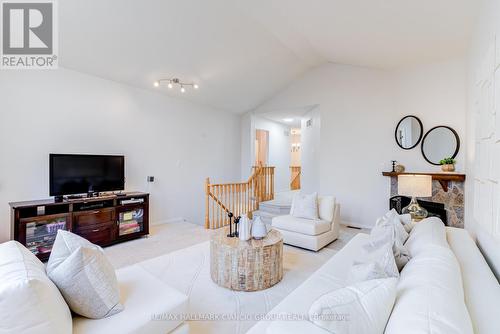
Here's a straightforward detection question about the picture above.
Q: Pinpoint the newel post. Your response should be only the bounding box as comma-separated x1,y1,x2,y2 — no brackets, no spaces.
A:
205,178,210,229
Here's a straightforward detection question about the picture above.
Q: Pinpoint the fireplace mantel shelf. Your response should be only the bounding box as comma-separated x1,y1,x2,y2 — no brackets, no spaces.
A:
382,172,466,192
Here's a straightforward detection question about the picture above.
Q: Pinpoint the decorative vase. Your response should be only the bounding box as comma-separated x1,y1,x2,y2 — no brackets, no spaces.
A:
441,164,455,172
238,214,252,241
251,216,267,240
395,164,405,173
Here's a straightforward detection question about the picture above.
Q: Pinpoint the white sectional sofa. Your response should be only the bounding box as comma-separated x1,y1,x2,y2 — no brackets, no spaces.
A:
247,218,500,334
73,264,188,334
0,240,188,334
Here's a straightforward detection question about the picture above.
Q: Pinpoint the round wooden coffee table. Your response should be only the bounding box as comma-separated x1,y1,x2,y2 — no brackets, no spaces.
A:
210,227,283,291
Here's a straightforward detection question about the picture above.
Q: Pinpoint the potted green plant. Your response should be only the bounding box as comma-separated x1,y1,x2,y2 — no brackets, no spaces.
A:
439,157,456,172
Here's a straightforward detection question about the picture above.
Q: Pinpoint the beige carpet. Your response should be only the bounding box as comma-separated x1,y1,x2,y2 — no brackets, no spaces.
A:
104,222,366,334
105,221,215,269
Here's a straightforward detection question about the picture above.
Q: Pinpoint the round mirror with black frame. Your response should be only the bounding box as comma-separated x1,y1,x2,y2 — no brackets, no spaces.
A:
421,126,460,165
395,115,423,150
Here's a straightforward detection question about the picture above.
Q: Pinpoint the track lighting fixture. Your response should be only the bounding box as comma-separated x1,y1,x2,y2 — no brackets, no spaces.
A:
154,78,199,92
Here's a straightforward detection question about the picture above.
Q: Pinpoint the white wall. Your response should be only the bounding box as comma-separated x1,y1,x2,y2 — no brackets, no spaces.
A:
254,60,467,228
301,107,320,193
254,117,291,192
391,62,466,170
240,112,255,180
465,0,500,278
0,68,241,242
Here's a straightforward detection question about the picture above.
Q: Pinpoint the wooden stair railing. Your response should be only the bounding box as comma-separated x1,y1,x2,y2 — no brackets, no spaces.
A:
290,166,301,190
205,165,275,229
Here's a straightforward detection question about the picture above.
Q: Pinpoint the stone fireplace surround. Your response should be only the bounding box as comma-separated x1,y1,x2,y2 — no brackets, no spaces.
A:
389,177,465,228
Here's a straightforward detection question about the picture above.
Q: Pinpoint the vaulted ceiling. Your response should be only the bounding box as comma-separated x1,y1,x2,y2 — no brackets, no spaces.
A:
59,0,478,113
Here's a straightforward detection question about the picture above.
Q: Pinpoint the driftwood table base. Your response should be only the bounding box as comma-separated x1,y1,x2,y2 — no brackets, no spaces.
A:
210,228,283,291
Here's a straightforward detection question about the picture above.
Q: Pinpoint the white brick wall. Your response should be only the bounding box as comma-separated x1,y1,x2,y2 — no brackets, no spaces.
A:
471,24,500,241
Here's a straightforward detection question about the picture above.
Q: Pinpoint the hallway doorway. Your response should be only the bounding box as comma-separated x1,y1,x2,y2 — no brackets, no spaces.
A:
290,128,301,190
255,129,269,166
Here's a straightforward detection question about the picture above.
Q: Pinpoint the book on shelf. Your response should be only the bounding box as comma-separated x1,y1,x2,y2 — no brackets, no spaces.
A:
120,226,141,235
120,226,139,231
119,220,141,235
120,220,139,227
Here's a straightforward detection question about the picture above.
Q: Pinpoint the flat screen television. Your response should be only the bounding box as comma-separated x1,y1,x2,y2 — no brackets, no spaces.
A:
49,154,125,196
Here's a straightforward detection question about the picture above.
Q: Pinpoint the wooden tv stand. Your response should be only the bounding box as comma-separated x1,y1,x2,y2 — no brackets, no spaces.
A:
10,192,149,261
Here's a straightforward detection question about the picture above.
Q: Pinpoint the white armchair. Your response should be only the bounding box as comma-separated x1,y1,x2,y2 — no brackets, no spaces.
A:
272,196,340,251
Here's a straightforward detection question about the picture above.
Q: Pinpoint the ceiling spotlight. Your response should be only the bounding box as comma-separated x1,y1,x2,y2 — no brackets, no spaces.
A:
283,118,294,123
153,77,199,93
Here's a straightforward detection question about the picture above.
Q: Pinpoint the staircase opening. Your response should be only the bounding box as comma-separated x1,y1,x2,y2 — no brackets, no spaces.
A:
205,165,275,229
237,105,320,227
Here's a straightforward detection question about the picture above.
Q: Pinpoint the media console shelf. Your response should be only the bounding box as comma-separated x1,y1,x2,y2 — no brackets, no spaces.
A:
10,192,149,261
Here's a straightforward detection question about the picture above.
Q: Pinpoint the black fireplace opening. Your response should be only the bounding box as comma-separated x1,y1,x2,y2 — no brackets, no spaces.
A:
390,196,447,225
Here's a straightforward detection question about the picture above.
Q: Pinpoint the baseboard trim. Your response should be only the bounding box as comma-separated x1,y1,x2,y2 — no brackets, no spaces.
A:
346,225,362,230
152,217,186,226
152,218,373,229
340,221,372,230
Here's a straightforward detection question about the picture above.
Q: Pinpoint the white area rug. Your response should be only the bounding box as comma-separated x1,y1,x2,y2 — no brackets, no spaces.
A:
135,241,337,334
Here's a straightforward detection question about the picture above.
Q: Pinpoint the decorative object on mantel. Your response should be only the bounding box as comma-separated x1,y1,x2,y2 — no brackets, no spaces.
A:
439,157,456,172
391,160,405,173
383,172,466,227
394,115,423,150
421,126,460,165
398,175,432,220
395,164,405,173
251,216,268,239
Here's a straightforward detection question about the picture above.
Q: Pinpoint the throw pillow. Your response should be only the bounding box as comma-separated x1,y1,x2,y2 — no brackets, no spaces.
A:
379,209,409,244
47,230,123,319
46,228,101,273
309,278,398,334
348,242,398,283
398,213,414,232
366,223,411,271
0,241,72,334
348,262,388,284
391,237,411,271
290,192,319,220
318,196,335,222
383,209,414,233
